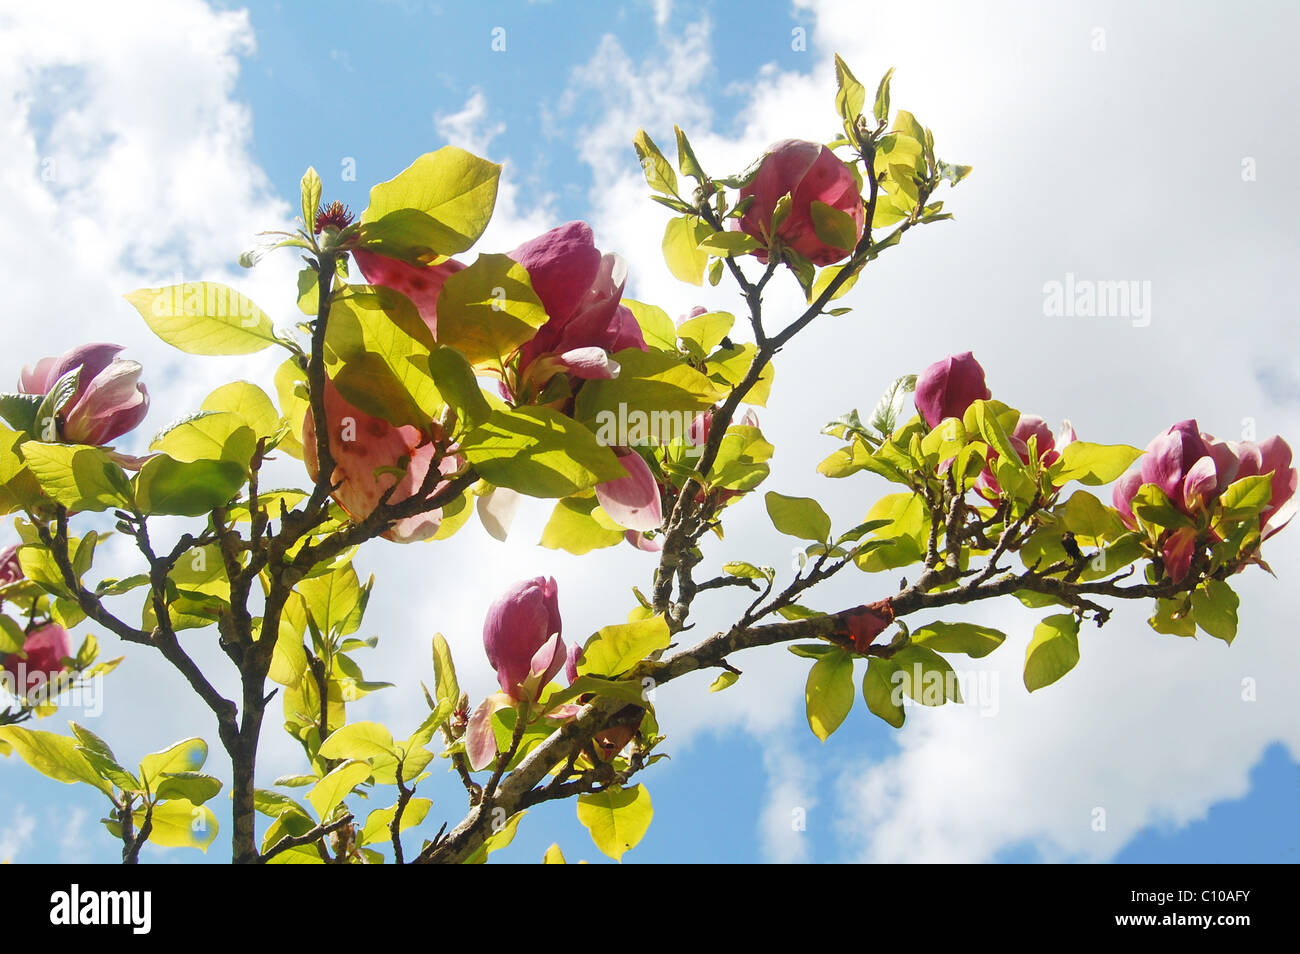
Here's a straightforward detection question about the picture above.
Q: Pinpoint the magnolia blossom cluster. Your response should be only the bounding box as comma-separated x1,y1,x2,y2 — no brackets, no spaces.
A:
912,351,1296,583
336,221,663,546
1112,422,1296,581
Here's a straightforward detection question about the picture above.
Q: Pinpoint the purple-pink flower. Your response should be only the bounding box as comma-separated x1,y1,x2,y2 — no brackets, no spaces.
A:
914,352,991,429
509,222,647,396
736,140,865,266
19,344,148,446
482,576,566,703
2,623,72,697
1113,421,1296,582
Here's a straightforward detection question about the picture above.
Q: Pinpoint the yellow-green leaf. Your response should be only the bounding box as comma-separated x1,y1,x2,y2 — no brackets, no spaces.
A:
124,283,276,355
576,784,652,862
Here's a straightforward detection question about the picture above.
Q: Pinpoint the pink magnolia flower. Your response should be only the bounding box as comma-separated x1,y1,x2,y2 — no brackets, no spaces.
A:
466,577,570,770
508,222,647,398
914,352,991,430
1113,421,1236,530
19,344,148,445
483,576,566,701
3,623,72,697
301,378,460,543
736,140,865,266
1112,421,1294,582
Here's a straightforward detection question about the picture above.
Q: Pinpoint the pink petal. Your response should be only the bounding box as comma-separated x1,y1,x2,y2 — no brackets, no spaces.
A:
595,448,663,532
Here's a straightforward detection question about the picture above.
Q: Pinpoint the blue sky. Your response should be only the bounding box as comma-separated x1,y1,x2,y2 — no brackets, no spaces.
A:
2,0,1298,864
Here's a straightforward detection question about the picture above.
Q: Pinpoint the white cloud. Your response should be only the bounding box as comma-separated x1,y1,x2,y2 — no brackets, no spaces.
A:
758,733,819,863
0,804,35,862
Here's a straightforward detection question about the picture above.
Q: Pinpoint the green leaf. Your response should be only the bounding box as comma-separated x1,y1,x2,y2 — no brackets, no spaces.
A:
633,129,679,197
722,561,773,581
891,645,962,705
1023,614,1081,692
1148,596,1196,637
622,299,678,352
696,231,762,256
437,253,549,369
964,400,1023,472
543,843,567,864
709,671,739,692
867,374,917,438
360,146,501,258
462,406,625,498
19,442,130,512
140,738,207,788
1052,441,1144,486
1192,579,1239,644
124,282,276,355
576,347,722,429
576,784,653,862
873,67,895,123
1129,484,1193,530
808,260,863,304
201,381,280,439
677,311,734,360
301,166,322,232
765,491,832,543
427,345,492,428
360,798,432,846
465,808,527,863
662,215,711,286
318,722,397,761
854,492,929,572
674,125,706,181
862,658,905,728
1217,474,1274,523
911,621,1006,658
153,771,222,806
834,54,866,131
307,759,371,820
710,423,774,491
432,632,460,709
539,494,624,554
151,411,256,466
577,616,670,678
297,563,365,638
1057,490,1127,544
0,393,42,435
141,798,218,853
805,648,855,741
809,200,860,250
324,283,442,429
133,455,245,517
0,725,112,794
